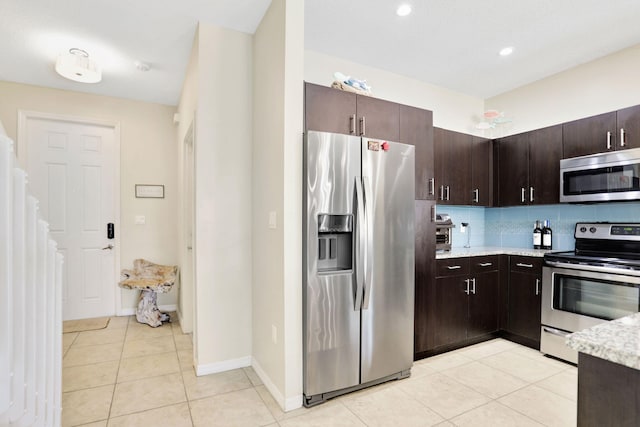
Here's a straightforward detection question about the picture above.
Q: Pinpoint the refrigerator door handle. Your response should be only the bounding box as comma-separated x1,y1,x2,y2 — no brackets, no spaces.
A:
354,176,366,310
362,176,373,310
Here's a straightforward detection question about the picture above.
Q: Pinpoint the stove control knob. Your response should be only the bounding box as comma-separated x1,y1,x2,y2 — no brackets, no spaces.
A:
580,226,587,233
590,227,597,233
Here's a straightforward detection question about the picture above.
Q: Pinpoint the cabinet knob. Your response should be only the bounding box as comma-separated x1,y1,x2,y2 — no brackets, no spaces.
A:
429,178,435,196
359,116,366,136
530,187,534,203
349,114,356,134
521,187,526,203
620,128,626,147
607,131,612,150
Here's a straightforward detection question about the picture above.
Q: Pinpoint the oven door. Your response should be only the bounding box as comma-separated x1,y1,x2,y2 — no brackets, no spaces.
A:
541,264,640,362
542,265,640,330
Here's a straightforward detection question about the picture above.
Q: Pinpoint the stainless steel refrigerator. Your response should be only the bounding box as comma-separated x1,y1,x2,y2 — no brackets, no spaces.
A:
303,130,415,407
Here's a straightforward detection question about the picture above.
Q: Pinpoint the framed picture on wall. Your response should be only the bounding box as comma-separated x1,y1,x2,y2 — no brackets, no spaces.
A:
135,184,164,198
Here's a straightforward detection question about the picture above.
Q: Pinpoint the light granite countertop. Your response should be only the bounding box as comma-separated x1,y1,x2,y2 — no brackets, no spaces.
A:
436,246,551,259
567,313,640,370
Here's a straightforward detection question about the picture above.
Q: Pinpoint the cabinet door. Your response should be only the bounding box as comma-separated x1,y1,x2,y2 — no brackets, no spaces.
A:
304,82,357,134
471,136,491,206
508,271,542,344
616,105,640,151
435,129,471,205
562,112,616,158
400,105,434,200
497,133,529,206
528,125,562,205
468,271,499,339
414,200,436,356
434,276,468,348
356,96,400,142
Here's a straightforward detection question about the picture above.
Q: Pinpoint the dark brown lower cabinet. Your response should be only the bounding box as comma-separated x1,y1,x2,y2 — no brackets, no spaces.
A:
506,256,543,348
432,256,500,350
434,274,468,347
578,353,640,427
468,270,499,339
414,200,436,357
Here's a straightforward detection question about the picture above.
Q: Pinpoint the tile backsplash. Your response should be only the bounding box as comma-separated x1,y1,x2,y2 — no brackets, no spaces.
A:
438,202,640,251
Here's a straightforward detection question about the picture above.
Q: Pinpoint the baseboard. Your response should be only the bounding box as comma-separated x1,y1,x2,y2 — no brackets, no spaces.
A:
196,356,251,377
118,304,177,317
251,358,302,412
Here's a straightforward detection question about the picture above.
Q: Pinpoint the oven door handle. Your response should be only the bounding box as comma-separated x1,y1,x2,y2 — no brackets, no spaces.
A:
542,326,571,338
545,260,640,277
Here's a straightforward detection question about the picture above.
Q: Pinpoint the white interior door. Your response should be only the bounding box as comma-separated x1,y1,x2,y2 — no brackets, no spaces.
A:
21,114,118,320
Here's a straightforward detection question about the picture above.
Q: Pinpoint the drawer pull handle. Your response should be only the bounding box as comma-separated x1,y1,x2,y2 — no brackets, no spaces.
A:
447,265,462,270
478,262,492,267
516,263,533,268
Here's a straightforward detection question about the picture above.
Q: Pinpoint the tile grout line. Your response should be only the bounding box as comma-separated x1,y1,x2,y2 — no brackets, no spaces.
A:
105,315,131,423
175,320,196,427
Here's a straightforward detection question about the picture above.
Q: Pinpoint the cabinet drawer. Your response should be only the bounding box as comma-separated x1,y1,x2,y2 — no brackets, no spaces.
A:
436,258,470,277
509,256,543,274
471,255,499,273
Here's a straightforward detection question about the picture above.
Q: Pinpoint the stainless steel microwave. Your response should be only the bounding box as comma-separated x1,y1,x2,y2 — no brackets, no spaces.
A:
560,147,640,203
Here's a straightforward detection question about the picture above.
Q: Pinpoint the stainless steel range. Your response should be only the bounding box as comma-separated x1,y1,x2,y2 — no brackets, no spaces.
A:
541,222,640,363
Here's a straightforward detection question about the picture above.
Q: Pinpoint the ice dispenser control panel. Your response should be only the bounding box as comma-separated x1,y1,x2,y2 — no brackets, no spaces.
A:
317,214,353,273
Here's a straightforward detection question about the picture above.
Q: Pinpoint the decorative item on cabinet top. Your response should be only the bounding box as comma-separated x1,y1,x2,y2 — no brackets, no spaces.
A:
331,71,373,96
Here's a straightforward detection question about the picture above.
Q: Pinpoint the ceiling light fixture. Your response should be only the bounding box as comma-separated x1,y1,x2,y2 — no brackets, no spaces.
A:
499,46,514,56
55,48,102,83
396,4,412,17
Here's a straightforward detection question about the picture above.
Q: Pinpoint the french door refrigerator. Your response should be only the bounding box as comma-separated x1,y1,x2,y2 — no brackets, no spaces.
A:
303,130,415,407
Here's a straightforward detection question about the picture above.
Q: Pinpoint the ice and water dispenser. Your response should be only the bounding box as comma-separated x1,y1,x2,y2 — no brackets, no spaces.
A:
317,214,353,272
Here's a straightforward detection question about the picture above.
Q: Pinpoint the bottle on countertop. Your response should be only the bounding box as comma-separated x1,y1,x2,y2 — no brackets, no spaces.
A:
533,220,542,249
542,219,553,250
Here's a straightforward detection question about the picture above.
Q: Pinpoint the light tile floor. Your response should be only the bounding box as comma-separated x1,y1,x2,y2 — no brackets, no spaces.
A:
63,317,577,426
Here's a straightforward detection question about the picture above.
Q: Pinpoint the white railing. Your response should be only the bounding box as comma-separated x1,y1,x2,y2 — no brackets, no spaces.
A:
1,131,63,427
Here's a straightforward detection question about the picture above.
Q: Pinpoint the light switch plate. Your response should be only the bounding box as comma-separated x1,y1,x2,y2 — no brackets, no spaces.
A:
268,211,277,229
135,215,146,225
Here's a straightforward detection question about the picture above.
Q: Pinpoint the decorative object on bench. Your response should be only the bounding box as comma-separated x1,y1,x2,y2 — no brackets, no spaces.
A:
119,259,178,327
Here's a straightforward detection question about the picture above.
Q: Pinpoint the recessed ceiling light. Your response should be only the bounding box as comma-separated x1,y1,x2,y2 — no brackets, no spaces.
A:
499,46,514,56
396,4,412,17
135,61,151,72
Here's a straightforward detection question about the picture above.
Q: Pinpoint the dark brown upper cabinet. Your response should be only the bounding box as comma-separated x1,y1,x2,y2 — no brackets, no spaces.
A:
562,111,617,158
496,125,562,206
563,105,640,158
434,128,472,205
616,104,640,151
304,82,357,135
304,82,434,200
400,105,434,200
304,82,399,140
471,136,492,206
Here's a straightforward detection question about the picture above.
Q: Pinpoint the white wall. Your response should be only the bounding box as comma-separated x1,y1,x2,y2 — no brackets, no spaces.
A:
0,80,178,312
252,0,304,411
304,50,485,134
487,44,640,135
191,23,254,374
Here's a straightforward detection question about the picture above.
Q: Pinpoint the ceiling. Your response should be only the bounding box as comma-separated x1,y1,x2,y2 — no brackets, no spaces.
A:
2,0,640,106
